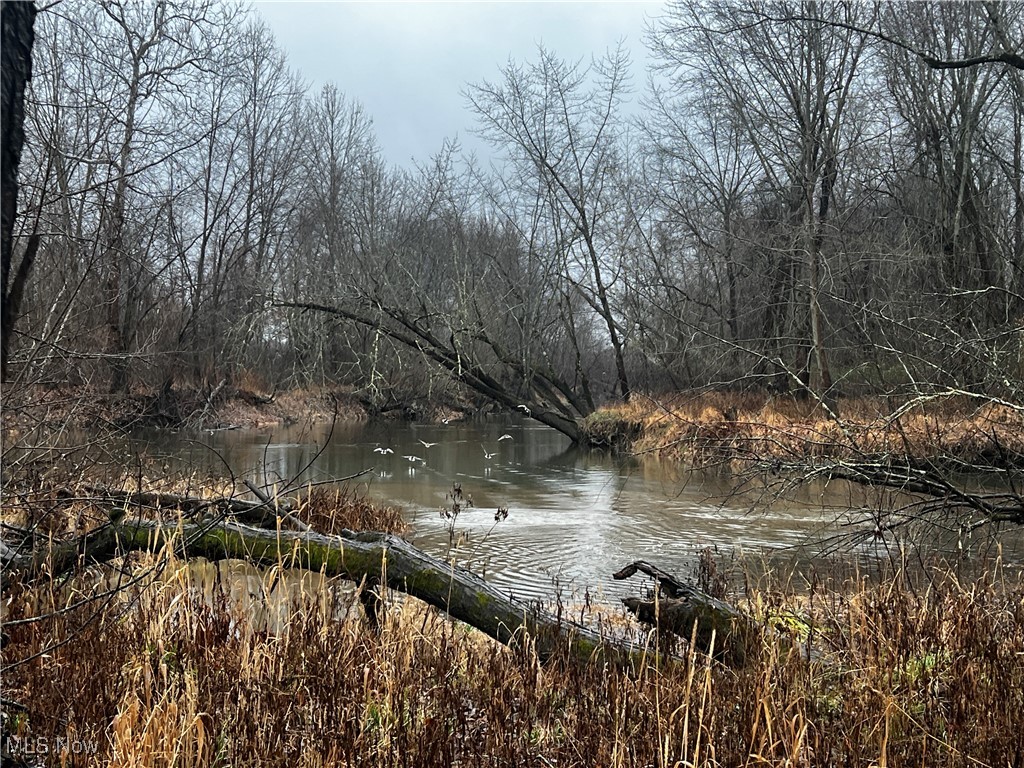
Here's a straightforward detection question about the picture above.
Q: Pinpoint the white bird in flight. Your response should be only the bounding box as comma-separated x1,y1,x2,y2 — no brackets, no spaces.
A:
482,445,496,460
419,439,438,449
373,446,394,455
403,455,425,463
516,404,531,415
497,433,513,441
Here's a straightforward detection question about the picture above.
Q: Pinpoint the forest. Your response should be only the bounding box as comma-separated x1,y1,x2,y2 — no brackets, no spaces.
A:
3,0,1021,429
2,1,1024,766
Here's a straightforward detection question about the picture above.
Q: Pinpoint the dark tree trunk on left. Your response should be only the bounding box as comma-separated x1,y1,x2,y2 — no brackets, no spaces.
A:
1,0,37,384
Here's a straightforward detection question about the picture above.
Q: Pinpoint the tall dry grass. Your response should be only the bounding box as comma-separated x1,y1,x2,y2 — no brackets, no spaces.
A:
587,391,1024,468
4,546,1023,767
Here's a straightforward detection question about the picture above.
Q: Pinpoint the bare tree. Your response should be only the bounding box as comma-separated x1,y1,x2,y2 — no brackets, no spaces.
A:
648,0,872,408
94,0,232,393
467,45,635,403
640,0,1023,534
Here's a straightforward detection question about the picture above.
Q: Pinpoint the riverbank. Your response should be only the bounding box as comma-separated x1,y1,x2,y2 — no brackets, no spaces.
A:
1,382,478,444
0,382,365,436
584,391,1024,469
3,484,1021,767
5,385,1023,477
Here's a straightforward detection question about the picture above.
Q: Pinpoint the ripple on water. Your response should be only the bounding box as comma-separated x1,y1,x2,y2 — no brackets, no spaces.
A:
122,419,1024,601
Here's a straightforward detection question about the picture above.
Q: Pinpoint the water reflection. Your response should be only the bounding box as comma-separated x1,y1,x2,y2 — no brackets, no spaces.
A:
125,418,1023,601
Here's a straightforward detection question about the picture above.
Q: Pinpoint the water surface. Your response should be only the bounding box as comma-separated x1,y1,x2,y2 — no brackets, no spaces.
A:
125,418,1020,602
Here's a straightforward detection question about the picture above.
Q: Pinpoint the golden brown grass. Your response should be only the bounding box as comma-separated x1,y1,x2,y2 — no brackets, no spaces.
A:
587,391,1024,468
298,486,408,536
3,419,1024,766
0,476,407,549
4,543,1024,767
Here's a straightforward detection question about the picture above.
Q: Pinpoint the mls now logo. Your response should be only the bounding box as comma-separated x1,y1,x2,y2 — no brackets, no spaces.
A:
5,735,100,757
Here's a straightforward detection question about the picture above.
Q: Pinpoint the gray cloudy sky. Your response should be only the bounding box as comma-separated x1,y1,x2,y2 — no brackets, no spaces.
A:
254,1,664,168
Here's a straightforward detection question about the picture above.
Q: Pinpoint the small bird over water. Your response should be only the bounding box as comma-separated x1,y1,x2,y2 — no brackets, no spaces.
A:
373,446,394,455
403,455,425,463
482,445,496,460
497,433,513,441
419,439,438,449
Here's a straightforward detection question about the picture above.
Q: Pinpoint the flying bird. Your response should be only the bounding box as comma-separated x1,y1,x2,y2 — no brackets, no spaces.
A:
497,433,513,441
373,446,394,455
516,404,531,415
403,455,425,463
418,439,438,449
482,445,496,460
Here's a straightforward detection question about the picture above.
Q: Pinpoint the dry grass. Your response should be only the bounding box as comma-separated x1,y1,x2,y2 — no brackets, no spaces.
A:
4,396,1024,766
298,486,408,536
4,541,1024,766
214,386,367,429
0,476,407,550
587,391,1024,468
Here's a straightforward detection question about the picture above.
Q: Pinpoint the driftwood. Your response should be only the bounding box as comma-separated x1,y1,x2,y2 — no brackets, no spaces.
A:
80,485,297,526
2,514,645,666
614,561,761,666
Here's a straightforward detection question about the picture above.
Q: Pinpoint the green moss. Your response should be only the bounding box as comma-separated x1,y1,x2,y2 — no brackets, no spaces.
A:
475,589,493,612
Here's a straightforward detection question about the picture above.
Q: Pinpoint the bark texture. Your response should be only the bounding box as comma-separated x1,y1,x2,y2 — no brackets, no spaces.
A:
1,0,37,381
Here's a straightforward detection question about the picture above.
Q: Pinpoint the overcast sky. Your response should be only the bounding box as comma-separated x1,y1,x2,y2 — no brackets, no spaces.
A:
254,1,665,169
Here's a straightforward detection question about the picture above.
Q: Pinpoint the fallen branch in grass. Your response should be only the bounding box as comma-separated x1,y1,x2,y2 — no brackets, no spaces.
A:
614,560,761,666
3,484,765,667
771,461,1024,529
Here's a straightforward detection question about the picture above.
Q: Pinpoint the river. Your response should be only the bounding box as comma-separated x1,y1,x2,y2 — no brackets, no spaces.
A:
124,417,1022,602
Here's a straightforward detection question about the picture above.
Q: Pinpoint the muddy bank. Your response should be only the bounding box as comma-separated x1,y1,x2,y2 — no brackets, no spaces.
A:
8,384,1021,474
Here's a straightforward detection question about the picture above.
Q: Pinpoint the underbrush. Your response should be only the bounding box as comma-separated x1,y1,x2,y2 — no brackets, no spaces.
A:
3,551,1023,766
0,380,368,437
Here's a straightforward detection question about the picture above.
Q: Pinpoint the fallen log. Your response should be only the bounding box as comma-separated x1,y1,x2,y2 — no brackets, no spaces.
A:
4,517,644,666
614,561,761,666
78,476,371,530
79,485,294,526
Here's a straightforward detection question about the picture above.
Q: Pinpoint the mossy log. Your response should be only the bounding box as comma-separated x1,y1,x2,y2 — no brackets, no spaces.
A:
4,517,643,666
3,487,757,666
614,561,761,666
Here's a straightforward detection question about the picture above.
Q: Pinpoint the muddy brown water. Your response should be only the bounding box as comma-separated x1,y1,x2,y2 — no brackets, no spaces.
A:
121,418,1024,603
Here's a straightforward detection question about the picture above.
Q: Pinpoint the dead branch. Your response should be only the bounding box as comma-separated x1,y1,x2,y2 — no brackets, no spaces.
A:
614,560,761,666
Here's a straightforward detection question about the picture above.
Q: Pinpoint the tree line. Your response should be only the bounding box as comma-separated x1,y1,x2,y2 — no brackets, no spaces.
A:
4,0,1022,433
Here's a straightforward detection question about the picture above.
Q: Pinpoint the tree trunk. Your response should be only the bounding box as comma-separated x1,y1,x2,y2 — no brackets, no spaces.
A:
276,300,588,444
0,0,37,383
